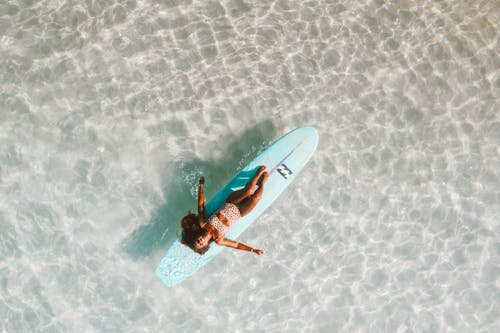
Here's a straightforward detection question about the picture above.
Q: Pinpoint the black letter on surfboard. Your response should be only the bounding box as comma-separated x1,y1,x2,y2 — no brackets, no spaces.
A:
277,164,293,179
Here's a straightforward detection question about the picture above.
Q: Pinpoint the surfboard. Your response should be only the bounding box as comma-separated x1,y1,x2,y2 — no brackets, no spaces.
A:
155,126,319,287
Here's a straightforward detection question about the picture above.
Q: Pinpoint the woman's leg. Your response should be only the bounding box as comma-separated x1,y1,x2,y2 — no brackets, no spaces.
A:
226,166,266,205
238,172,269,216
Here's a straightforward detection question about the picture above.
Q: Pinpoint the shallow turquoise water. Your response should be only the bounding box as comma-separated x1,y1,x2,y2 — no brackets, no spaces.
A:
1,0,499,332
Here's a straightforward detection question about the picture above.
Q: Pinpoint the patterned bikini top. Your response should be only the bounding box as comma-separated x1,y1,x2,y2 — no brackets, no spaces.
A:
207,202,241,239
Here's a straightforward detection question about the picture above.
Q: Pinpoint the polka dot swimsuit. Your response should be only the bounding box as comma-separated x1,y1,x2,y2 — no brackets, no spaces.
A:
207,202,242,239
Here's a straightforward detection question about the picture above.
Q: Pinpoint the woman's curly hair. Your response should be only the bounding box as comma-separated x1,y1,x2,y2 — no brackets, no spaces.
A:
179,211,211,255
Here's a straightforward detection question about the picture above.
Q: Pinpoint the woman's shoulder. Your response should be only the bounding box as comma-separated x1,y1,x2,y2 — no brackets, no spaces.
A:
201,216,212,229
198,215,207,227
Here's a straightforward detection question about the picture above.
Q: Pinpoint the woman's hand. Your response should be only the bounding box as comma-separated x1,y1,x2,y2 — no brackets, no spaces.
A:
253,249,264,255
199,176,205,185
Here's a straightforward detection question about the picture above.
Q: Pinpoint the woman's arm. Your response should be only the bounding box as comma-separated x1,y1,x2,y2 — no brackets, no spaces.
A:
215,238,264,255
197,176,206,220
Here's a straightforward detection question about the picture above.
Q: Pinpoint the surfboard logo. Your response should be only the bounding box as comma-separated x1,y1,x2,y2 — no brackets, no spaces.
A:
277,164,293,179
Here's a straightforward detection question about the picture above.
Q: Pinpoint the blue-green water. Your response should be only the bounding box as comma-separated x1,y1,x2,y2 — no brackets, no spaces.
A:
1,0,499,332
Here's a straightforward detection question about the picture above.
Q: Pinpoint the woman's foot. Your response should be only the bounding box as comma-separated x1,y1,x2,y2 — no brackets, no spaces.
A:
261,172,269,183
257,171,269,187
227,167,267,205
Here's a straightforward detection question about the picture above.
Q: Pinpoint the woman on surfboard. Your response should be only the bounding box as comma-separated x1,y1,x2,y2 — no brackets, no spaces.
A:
179,166,268,255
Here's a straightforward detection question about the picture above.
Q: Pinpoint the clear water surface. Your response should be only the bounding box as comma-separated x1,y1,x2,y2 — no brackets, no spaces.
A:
0,0,499,332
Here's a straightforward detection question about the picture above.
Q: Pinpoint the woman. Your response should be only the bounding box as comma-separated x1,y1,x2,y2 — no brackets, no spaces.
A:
179,166,269,255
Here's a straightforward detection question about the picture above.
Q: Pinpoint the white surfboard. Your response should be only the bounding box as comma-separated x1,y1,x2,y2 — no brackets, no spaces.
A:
155,126,319,287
